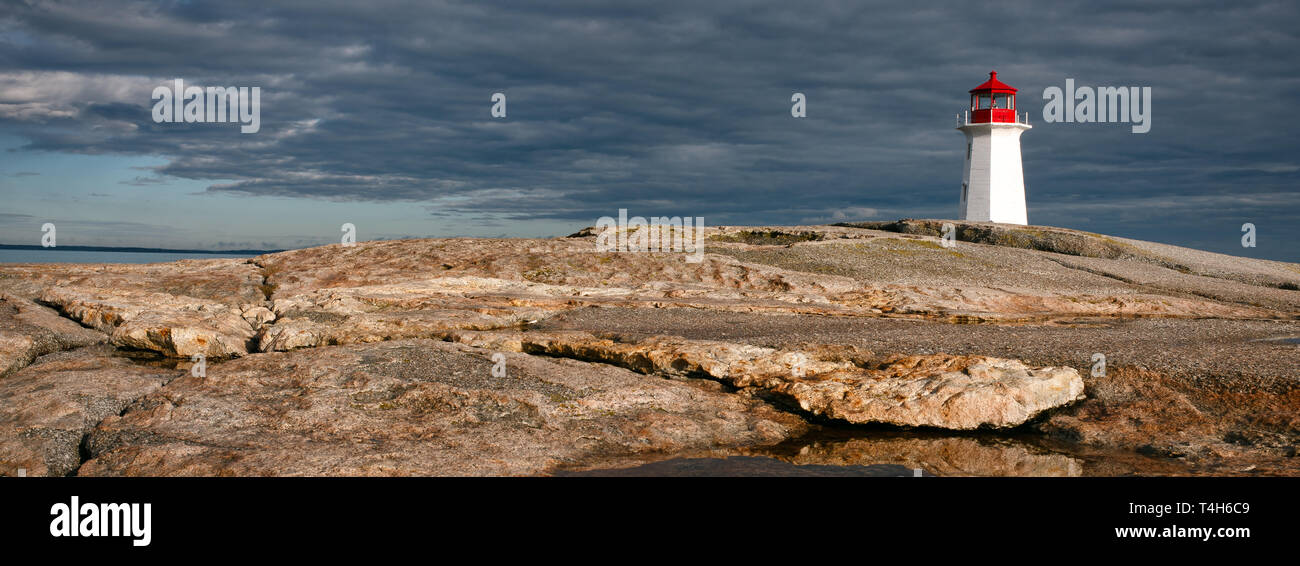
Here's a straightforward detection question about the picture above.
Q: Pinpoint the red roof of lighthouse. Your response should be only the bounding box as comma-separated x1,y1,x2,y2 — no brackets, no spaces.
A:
969,71,1017,93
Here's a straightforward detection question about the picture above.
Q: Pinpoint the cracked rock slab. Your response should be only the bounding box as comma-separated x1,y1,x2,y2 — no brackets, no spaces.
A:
0,294,107,377
78,339,807,476
40,287,255,358
257,287,550,352
0,345,176,477
450,330,1085,429
773,355,1085,429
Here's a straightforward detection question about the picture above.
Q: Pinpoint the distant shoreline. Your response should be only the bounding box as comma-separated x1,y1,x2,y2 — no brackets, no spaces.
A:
0,244,284,255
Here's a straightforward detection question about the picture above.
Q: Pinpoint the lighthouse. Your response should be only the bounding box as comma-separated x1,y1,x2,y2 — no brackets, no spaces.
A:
957,71,1031,225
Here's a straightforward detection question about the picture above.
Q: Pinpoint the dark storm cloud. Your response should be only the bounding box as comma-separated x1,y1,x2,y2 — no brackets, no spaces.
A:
1,0,1298,255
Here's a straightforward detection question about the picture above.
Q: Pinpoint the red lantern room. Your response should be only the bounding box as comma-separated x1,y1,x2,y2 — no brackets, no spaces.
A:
968,70,1017,124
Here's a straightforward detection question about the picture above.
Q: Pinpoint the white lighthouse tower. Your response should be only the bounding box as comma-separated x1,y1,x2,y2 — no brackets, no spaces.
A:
957,71,1031,224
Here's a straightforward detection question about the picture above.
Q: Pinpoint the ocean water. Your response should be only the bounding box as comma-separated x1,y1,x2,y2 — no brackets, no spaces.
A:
0,249,263,264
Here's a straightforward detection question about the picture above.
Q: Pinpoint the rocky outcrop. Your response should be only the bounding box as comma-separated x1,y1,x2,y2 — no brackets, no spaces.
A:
772,356,1083,429
448,331,1085,429
843,218,1300,294
1,221,1296,476
240,305,276,327
5,223,1287,368
844,219,1144,259
40,287,256,358
256,281,558,352
0,294,106,377
0,346,176,476
0,258,263,303
1037,365,1300,468
251,238,850,297
78,339,807,476
258,308,521,352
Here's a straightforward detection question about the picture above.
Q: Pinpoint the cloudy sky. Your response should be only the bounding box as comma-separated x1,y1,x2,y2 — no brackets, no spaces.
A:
1,0,1297,261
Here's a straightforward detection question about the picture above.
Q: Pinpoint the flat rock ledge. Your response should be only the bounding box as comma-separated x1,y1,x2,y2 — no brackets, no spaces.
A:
39,286,256,358
447,331,1086,430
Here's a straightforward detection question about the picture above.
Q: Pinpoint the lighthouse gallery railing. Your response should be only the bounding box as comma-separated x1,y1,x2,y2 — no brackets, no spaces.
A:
957,110,1031,127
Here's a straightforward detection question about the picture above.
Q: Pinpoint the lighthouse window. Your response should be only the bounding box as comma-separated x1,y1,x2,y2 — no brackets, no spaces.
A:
977,94,991,109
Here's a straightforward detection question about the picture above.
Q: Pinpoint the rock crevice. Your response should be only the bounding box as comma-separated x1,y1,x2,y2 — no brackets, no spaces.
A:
444,330,1086,430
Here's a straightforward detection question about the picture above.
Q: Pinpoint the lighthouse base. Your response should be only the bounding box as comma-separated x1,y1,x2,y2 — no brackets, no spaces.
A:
957,122,1031,225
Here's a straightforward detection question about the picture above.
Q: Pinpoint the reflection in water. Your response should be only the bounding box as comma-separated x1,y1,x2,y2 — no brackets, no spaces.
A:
750,432,1082,477
563,428,1202,477
558,457,921,477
